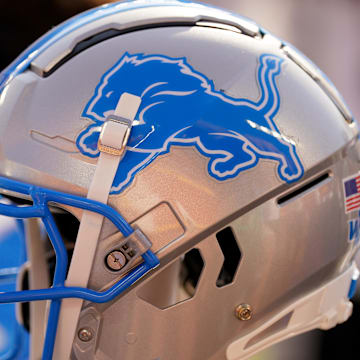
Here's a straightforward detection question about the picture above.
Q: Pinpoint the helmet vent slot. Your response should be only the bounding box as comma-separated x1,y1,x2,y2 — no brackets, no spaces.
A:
41,23,196,77
277,172,330,206
137,248,204,309
216,227,241,288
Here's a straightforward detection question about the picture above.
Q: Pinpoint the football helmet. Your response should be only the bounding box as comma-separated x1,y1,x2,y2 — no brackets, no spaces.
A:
0,1,359,359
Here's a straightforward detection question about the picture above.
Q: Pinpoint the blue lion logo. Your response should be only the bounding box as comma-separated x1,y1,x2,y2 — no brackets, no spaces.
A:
77,52,304,193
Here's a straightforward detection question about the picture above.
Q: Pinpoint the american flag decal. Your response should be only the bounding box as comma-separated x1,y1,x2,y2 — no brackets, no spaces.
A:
344,174,360,213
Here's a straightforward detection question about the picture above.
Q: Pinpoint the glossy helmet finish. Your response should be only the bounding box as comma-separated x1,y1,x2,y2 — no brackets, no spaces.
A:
0,1,359,359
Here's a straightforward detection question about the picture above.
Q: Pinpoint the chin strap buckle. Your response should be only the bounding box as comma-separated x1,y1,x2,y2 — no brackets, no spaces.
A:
98,115,132,157
98,93,141,157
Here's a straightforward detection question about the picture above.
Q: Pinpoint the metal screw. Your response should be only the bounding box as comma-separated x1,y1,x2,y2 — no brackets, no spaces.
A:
78,327,93,342
235,304,252,321
106,250,127,271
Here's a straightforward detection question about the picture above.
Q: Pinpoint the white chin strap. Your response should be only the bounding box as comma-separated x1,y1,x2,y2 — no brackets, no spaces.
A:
227,262,358,360
53,93,141,360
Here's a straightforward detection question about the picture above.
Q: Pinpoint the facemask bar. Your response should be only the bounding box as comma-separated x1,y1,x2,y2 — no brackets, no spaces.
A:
0,175,159,359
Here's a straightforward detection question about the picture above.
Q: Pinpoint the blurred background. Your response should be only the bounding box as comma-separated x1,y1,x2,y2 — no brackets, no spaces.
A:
0,0,359,359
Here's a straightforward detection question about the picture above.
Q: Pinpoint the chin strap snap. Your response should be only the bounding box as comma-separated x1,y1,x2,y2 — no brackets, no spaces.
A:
53,93,141,360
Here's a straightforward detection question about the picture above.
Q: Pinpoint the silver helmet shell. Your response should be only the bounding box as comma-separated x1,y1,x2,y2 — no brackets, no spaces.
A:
0,1,358,359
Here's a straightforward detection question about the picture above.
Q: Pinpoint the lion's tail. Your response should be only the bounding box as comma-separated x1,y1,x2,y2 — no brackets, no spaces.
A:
256,54,283,119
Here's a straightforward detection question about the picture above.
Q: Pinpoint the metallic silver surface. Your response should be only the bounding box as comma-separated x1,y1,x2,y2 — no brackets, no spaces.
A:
0,2,359,359
86,146,359,360
282,44,353,123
